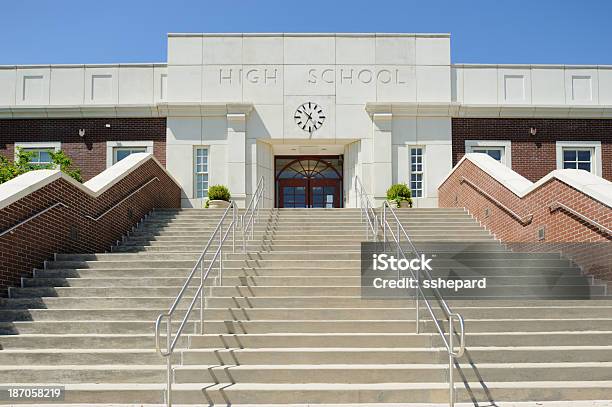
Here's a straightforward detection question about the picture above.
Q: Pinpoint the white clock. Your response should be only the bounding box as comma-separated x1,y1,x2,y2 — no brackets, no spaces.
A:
294,102,325,133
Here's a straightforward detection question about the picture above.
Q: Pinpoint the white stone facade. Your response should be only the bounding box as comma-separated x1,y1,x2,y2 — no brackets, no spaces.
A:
1,33,611,208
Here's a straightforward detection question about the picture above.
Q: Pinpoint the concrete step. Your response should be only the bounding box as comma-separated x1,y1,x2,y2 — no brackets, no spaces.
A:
3,363,611,386
4,318,612,335
178,345,612,365
9,381,612,404
4,330,609,351
172,362,612,384
35,265,585,279
10,282,606,300
0,349,176,365
200,330,612,350
19,274,593,289
140,217,478,227
58,250,564,261
130,228,491,237
0,333,186,349
44,257,572,270
3,305,611,323
6,295,611,310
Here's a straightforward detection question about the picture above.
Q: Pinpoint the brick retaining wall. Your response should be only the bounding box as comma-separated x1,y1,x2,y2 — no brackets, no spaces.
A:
439,157,612,281
0,156,181,296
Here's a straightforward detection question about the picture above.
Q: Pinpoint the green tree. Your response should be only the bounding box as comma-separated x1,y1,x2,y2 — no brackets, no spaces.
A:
0,148,82,184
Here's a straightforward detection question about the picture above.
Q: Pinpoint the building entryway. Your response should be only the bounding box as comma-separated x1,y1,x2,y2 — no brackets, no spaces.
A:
275,156,343,208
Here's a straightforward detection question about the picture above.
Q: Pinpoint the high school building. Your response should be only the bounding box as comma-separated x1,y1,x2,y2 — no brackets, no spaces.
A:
1,33,610,208
0,33,611,405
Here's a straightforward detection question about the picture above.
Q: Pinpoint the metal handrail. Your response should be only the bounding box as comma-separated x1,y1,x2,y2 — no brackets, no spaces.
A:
243,176,265,252
354,176,377,240
155,201,237,406
85,177,159,221
381,202,466,406
460,177,533,225
550,201,611,236
0,177,160,237
0,202,68,238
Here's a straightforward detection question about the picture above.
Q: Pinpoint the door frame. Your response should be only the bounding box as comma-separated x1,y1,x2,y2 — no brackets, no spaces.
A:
275,155,343,208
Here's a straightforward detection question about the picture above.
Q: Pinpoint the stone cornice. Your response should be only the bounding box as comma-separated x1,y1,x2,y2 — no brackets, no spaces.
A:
0,103,254,119
366,102,612,118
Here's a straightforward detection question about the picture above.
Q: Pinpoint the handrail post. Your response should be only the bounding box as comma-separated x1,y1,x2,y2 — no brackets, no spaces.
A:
232,203,236,253
449,315,455,407
200,260,204,335
396,219,400,259
383,203,387,250
415,267,420,334
219,222,223,286
166,317,172,407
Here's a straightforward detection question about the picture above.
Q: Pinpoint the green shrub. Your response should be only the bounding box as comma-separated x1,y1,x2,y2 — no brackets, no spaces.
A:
208,185,231,201
0,148,82,184
49,150,83,183
386,183,412,208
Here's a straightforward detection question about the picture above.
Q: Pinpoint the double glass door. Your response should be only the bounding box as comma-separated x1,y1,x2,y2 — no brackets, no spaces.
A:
279,179,340,208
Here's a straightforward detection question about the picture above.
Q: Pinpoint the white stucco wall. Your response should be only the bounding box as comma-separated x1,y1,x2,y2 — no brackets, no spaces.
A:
165,33,453,207
2,33,611,208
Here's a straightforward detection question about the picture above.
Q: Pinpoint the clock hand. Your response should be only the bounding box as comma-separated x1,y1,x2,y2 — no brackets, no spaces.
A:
303,112,314,126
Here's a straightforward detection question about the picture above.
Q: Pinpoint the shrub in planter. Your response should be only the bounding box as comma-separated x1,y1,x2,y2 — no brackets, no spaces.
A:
386,183,412,208
205,185,231,208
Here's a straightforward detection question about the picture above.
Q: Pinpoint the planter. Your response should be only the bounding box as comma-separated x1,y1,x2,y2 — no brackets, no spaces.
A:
385,200,412,209
386,200,399,209
207,200,230,209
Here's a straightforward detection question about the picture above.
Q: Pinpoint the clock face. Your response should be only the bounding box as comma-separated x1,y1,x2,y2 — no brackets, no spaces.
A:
294,102,325,133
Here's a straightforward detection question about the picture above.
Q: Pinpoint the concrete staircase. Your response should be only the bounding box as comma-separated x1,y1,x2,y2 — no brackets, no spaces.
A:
0,207,611,404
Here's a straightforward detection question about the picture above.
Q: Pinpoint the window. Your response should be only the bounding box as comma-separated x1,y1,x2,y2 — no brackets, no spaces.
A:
465,140,512,167
562,148,592,172
472,148,503,162
410,147,424,198
555,141,602,176
22,148,53,165
15,142,61,166
105,141,153,168
195,147,209,199
113,147,147,164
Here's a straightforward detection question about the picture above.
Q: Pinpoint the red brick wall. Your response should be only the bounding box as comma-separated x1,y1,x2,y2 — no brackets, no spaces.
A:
0,157,181,296
452,118,612,182
439,159,612,281
0,118,166,181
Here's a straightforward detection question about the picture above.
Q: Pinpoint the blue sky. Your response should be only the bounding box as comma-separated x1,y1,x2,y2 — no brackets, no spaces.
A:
2,0,612,65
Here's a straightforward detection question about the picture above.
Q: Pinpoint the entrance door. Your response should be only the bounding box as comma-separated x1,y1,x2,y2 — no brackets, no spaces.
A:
310,179,340,208
278,179,307,208
275,156,343,208
278,179,340,208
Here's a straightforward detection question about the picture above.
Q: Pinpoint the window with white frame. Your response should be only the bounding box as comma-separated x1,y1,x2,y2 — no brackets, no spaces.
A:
113,147,147,164
555,141,602,176
562,148,593,172
471,147,503,162
465,140,512,166
195,147,209,199
15,142,61,166
409,147,424,198
105,141,153,168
